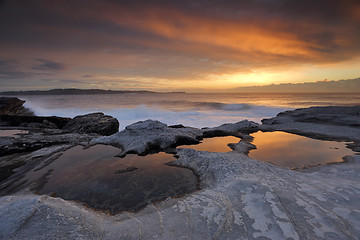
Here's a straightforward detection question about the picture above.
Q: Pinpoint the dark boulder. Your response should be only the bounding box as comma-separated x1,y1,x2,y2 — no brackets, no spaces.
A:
0,97,32,115
63,112,119,135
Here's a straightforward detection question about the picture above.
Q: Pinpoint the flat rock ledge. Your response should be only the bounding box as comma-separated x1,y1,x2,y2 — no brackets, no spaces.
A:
92,119,258,156
1,107,360,240
261,106,360,142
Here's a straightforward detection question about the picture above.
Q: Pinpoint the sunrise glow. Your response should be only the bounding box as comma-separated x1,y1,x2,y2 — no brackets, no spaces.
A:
0,0,359,92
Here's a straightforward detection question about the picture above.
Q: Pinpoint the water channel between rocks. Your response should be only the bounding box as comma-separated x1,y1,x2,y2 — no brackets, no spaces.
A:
177,132,354,169
0,129,28,138
22,145,199,214
179,136,240,152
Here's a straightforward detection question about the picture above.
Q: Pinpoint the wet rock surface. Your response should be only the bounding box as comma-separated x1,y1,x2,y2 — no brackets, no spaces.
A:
92,119,259,156
0,106,360,239
92,120,204,156
0,115,71,128
264,106,360,127
202,120,259,137
0,130,96,157
261,106,360,141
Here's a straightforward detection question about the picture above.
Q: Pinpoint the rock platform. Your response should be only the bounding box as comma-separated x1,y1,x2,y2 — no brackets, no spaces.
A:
0,101,359,240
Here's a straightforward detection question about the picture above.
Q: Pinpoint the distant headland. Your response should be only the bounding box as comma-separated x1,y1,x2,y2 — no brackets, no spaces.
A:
0,88,186,95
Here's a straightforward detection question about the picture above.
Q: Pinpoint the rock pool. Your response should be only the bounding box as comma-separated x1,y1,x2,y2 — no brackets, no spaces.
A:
249,131,354,168
20,144,199,214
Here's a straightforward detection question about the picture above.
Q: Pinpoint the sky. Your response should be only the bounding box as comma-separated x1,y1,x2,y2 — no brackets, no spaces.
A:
0,0,360,92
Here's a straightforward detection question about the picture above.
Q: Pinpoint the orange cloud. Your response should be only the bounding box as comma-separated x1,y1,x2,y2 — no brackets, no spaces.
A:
106,7,317,59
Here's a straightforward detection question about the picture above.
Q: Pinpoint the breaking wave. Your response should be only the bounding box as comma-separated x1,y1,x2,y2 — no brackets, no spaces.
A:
151,101,252,111
25,102,286,130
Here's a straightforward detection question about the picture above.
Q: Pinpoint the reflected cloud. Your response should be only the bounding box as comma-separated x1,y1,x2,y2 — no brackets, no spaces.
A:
20,145,198,213
249,131,354,168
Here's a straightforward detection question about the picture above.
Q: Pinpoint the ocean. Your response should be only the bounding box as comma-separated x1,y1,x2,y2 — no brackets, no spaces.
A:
13,92,360,130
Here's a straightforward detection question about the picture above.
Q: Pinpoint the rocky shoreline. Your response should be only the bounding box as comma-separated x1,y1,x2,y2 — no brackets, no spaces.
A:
0,98,359,239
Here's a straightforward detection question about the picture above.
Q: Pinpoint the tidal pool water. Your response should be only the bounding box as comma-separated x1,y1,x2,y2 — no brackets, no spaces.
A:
178,136,240,152
249,131,354,168
0,129,28,138
22,145,198,214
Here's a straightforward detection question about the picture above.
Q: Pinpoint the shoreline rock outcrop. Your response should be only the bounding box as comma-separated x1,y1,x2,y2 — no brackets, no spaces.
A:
0,97,32,115
0,97,119,135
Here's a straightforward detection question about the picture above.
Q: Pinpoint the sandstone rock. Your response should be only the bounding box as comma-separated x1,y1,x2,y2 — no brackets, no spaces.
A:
63,112,119,136
263,106,360,128
92,119,203,156
261,106,360,142
1,148,359,239
1,107,360,239
0,130,96,157
92,119,259,156
202,120,259,137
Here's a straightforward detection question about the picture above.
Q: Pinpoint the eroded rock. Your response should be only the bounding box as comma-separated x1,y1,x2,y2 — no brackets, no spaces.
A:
92,119,203,156
261,106,360,142
202,120,259,137
0,130,96,157
0,107,359,239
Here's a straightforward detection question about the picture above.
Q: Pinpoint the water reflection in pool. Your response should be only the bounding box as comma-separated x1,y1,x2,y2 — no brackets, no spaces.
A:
178,136,240,152
249,131,354,168
0,129,28,138
23,145,198,214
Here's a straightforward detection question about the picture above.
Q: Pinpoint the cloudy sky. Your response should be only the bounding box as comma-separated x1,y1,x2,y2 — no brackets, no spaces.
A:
0,0,359,91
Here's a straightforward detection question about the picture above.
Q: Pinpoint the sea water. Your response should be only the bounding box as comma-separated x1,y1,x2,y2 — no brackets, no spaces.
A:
6,92,360,129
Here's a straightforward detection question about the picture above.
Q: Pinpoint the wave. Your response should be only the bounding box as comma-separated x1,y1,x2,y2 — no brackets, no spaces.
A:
25,102,287,130
153,100,252,111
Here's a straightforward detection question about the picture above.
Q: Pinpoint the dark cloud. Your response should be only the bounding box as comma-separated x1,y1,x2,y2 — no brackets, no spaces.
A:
58,79,84,84
1,0,359,64
39,78,86,84
32,59,68,71
0,59,59,81
0,0,359,90
82,75,94,78
0,59,32,79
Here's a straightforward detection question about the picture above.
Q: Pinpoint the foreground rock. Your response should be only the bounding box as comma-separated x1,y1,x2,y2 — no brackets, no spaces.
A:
1,144,359,239
63,112,119,136
0,107,359,239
